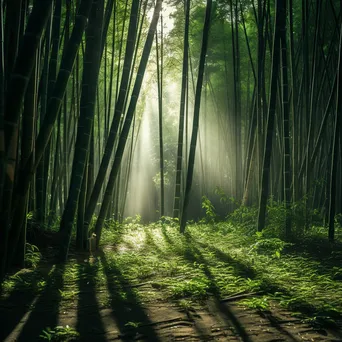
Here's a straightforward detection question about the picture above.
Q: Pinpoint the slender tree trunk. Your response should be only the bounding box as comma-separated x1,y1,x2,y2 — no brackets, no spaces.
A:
173,0,190,219
84,0,140,225
0,0,53,278
4,0,22,82
280,0,291,238
36,15,52,227
328,22,342,242
257,0,283,232
8,53,38,268
302,0,310,228
257,0,266,194
180,0,212,234
156,15,164,217
94,0,162,245
38,0,62,225
59,0,105,261
7,0,94,270
0,0,5,212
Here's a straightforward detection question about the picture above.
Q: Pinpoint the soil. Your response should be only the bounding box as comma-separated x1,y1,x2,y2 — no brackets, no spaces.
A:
1,244,342,342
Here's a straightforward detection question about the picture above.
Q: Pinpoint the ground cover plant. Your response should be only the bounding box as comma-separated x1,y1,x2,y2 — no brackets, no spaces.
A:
1,212,342,341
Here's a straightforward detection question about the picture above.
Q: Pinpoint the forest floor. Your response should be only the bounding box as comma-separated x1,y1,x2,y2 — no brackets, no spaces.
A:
1,221,342,341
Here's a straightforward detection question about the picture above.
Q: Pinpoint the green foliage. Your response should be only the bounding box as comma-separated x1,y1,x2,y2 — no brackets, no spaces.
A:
170,276,210,299
153,171,170,188
100,223,123,246
124,215,142,225
27,211,60,233
178,299,195,311
157,216,179,227
212,221,236,235
124,321,142,329
201,196,217,223
186,223,342,324
40,325,79,341
214,186,229,204
0,269,48,298
25,243,42,268
26,211,34,220
227,205,258,230
6,220,341,337
250,232,292,258
239,296,270,312
58,289,79,301
227,199,328,240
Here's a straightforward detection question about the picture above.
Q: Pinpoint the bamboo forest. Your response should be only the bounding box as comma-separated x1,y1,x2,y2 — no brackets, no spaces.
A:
1,0,342,340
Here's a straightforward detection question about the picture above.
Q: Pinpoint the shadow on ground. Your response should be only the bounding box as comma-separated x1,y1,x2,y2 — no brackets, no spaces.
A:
99,250,161,341
0,262,65,341
161,228,253,342
284,237,342,277
160,227,342,337
76,260,107,341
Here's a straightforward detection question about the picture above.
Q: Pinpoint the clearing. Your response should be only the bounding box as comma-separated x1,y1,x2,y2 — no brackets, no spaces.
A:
1,221,342,341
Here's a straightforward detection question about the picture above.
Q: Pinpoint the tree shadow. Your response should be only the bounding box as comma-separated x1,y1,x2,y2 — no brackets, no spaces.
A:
283,237,342,278
144,228,168,257
189,236,257,279
260,311,304,342
0,260,59,341
160,228,253,342
99,251,161,341
188,233,342,329
76,259,107,341
159,227,342,339
184,234,253,342
15,263,65,341
160,225,174,247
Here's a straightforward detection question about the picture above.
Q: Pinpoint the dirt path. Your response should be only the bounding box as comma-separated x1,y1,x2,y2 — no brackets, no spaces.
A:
1,226,342,341
1,260,341,341
55,280,342,341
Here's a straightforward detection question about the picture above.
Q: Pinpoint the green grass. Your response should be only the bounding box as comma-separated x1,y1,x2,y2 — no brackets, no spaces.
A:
40,325,79,341
239,296,271,311
98,221,342,326
2,219,342,336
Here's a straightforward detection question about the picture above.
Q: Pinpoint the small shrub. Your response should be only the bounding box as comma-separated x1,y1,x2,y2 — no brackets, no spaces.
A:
249,233,291,258
40,325,79,341
201,196,217,223
228,205,258,230
239,296,270,312
178,299,195,311
25,243,41,268
170,277,210,299
125,321,142,329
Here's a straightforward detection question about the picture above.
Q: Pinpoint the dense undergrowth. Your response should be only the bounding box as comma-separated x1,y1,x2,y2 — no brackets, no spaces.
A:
1,202,342,340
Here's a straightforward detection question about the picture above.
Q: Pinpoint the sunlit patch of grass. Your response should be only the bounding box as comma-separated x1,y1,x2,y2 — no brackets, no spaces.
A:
40,325,79,341
104,224,263,302
159,258,193,277
16,219,340,331
100,222,124,246
59,289,79,301
239,296,271,312
62,264,80,284
170,276,211,299
2,218,341,335
118,226,147,252
184,222,342,325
